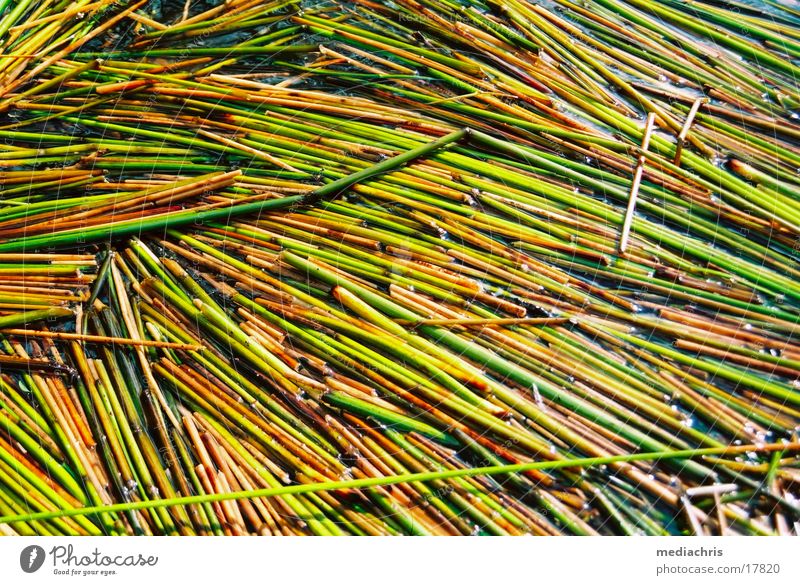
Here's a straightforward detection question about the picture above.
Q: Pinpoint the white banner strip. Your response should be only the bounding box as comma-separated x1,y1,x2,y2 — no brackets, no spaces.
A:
1,536,797,585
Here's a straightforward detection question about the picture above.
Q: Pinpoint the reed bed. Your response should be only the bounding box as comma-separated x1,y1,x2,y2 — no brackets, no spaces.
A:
0,0,798,535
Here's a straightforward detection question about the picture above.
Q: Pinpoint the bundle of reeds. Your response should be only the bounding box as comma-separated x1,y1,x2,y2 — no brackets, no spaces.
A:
0,0,798,535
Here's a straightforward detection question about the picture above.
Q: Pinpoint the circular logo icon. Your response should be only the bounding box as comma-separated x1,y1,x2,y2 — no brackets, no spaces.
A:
20,545,46,573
